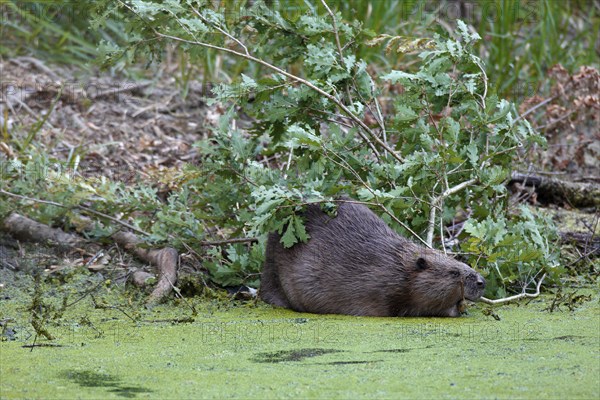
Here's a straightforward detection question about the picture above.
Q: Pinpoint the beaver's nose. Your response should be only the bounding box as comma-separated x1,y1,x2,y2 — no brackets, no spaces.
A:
477,275,486,288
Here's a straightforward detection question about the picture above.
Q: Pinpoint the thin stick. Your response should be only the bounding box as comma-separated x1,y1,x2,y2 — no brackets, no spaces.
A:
479,273,546,305
320,0,353,103
425,178,477,246
515,96,556,123
473,57,488,110
190,5,249,55
199,237,258,246
321,0,343,66
89,82,152,100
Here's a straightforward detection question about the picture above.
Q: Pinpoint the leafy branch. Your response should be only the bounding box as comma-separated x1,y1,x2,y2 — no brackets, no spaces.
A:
116,0,402,163
1,1,560,294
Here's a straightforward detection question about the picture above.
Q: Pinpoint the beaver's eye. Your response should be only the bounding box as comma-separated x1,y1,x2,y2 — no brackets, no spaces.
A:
450,270,460,277
416,257,428,271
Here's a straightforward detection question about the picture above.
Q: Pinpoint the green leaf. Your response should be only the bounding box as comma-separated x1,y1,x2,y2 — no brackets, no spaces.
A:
285,124,322,150
293,215,309,243
381,70,419,83
395,105,419,122
281,217,298,248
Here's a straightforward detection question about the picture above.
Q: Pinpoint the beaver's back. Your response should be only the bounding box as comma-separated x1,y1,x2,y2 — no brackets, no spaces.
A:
261,202,413,316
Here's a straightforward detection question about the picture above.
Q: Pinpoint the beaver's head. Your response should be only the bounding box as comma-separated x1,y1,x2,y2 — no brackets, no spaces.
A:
408,249,485,317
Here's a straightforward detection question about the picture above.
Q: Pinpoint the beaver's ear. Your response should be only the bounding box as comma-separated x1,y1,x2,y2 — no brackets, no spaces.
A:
416,257,428,271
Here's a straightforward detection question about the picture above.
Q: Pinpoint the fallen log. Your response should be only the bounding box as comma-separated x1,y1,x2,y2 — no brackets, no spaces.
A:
511,172,600,208
3,212,84,248
130,270,156,288
560,231,600,257
1,212,178,304
112,231,178,305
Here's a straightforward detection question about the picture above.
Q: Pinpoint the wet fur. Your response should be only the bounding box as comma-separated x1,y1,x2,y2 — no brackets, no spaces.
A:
260,202,485,317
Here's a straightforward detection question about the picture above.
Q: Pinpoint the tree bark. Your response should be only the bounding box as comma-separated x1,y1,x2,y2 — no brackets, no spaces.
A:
511,172,600,208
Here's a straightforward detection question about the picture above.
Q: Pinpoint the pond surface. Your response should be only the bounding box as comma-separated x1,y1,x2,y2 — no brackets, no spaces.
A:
1,289,598,399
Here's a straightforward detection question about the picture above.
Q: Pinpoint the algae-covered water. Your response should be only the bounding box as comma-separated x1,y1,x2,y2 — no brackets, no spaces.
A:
1,283,599,399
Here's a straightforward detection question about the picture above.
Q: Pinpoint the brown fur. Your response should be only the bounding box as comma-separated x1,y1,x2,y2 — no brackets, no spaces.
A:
260,201,485,317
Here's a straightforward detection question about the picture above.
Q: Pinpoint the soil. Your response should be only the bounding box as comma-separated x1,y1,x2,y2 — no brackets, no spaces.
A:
1,56,221,184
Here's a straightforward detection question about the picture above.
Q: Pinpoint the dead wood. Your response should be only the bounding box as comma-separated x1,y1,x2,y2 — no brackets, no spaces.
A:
511,172,600,208
480,273,546,305
1,213,179,304
560,231,600,256
130,270,156,288
112,231,178,305
2,212,85,248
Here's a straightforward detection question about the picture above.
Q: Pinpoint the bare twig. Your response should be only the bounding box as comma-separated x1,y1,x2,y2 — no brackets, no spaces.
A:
514,96,556,123
535,109,576,131
11,57,61,81
89,82,152,100
425,178,477,246
480,273,547,305
320,0,353,103
199,237,258,246
321,0,343,66
472,57,488,110
190,5,249,55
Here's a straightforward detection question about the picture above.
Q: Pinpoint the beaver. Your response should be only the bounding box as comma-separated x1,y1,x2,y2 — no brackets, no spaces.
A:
260,201,485,317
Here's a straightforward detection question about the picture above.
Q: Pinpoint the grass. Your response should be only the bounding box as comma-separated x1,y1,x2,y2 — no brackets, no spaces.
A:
332,0,599,99
470,0,600,99
1,1,597,99
0,1,126,67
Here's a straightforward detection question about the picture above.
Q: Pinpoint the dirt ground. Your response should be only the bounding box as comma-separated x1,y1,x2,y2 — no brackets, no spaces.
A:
1,56,225,184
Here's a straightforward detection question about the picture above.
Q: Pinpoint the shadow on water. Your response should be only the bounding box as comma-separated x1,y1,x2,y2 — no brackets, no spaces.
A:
372,348,412,353
59,370,153,398
326,360,382,365
252,348,342,363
